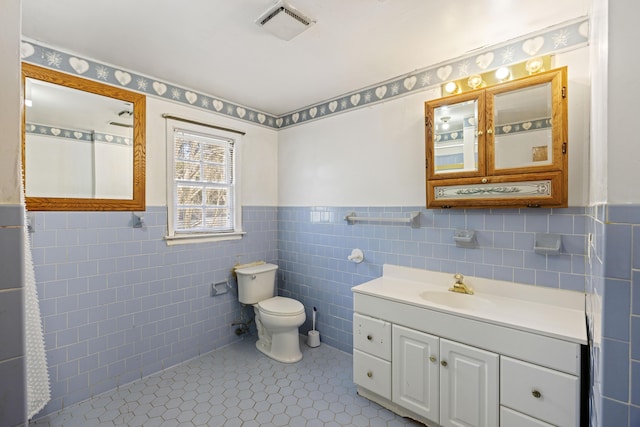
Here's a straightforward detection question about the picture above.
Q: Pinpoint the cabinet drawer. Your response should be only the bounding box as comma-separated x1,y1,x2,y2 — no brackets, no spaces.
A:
353,313,391,360
353,349,391,400
501,357,579,427
501,406,554,427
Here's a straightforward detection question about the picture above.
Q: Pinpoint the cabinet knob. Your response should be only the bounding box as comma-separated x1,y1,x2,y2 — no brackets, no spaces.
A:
440,360,448,367
487,129,493,135
481,178,488,184
367,371,373,378
429,355,437,363
532,390,542,399
477,130,483,136
366,334,373,341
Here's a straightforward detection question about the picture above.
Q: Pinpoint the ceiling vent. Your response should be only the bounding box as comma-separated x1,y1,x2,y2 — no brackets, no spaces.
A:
255,0,316,41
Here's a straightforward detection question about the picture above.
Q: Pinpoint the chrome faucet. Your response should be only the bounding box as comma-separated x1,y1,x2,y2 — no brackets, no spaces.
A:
449,273,474,295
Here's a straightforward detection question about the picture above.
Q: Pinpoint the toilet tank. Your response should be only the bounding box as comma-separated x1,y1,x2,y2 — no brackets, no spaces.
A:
235,263,278,304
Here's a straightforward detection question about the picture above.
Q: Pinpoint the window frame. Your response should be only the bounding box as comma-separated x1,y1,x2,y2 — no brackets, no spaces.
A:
165,118,244,245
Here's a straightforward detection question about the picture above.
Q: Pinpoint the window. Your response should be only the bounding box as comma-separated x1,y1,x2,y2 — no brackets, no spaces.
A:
166,119,243,244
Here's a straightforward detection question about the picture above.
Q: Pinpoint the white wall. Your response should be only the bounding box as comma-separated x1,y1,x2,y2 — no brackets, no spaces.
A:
26,135,94,198
589,0,608,205
278,48,591,207
607,1,640,204
279,88,438,207
145,97,279,207
0,0,21,204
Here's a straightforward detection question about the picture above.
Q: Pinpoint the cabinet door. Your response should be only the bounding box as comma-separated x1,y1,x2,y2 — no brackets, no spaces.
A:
392,325,440,423
425,90,485,180
486,67,567,175
440,339,498,427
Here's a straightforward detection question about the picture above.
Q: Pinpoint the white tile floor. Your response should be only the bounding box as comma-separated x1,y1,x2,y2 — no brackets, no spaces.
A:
31,337,422,426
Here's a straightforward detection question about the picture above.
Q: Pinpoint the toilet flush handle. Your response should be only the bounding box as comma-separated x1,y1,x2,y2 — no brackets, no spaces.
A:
251,275,256,280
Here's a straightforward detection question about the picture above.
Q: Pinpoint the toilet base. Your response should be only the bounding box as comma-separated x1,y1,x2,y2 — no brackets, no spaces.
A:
256,337,302,363
253,303,305,363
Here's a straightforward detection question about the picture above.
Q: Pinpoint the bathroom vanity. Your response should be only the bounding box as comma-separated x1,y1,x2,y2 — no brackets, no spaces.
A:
352,265,587,427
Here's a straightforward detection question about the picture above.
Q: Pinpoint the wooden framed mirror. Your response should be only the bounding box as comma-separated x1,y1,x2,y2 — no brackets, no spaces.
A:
22,63,146,211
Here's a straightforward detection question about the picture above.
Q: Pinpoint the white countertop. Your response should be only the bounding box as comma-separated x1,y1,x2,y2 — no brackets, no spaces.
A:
352,264,587,345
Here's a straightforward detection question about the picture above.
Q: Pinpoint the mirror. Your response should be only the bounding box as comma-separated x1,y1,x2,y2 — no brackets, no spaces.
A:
22,63,146,211
492,82,553,170
433,99,479,174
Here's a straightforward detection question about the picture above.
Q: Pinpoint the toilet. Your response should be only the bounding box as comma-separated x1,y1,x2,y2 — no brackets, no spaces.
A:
235,263,306,363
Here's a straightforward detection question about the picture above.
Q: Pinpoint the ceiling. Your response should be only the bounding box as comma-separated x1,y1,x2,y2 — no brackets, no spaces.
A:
21,0,589,117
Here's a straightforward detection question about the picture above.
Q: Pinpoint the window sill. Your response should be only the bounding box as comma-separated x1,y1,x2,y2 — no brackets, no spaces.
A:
164,231,246,246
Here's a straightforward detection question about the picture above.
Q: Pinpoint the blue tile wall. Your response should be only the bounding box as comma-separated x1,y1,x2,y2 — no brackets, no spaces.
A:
593,204,640,427
277,206,588,354
30,206,277,418
0,204,26,426
30,202,639,426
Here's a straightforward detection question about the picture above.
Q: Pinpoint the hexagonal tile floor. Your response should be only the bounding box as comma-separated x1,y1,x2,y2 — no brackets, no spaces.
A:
31,338,422,426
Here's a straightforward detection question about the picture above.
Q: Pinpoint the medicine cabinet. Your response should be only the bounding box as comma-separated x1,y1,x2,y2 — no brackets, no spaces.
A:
425,67,567,209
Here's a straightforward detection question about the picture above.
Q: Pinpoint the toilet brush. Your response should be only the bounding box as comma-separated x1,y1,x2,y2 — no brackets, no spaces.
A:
307,307,320,347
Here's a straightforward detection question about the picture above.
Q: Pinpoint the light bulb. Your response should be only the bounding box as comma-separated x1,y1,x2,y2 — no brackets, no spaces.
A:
525,58,544,74
495,67,510,80
444,82,458,94
467,74,483,89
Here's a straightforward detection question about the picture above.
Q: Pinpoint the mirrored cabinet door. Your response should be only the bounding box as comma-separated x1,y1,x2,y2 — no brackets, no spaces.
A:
486,68,566,175
425,91,485,180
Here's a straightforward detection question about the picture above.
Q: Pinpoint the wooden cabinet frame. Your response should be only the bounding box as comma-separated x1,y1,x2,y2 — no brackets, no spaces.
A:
425,67,568,209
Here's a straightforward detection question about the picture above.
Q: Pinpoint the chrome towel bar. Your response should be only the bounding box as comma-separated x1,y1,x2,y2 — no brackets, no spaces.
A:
344,211,420,228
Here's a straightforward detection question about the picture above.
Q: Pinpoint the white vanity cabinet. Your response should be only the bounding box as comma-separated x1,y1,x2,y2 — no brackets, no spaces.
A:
352,266,587,427
392,325,499,427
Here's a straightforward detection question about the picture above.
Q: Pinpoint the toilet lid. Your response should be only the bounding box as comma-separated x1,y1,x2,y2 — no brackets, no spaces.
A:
258,296,304,316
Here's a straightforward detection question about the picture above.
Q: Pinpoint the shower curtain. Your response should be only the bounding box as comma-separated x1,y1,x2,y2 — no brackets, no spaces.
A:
20,163,50,418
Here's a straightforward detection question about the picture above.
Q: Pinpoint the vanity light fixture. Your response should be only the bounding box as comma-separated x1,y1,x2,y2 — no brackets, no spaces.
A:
440,55,552,97
255,0,316,41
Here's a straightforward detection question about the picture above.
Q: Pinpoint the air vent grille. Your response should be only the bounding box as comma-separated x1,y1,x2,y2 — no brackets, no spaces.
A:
255,1,316,40
260,6,311,27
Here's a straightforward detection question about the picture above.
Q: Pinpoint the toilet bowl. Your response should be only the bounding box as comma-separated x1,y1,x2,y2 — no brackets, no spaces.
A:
235,263,306,363
254,296,305,363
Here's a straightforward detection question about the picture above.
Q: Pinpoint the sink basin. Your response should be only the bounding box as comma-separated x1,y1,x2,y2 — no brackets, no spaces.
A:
419,290,494,310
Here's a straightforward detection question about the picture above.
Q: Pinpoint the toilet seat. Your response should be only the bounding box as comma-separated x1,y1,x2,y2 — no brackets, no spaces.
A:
258,296,304,316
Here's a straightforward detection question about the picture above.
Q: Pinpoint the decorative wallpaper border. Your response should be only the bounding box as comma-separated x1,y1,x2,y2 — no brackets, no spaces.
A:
494,118,552,136
20,41,280,129
21,17,588,130
435,117,551,142
25,123,131,146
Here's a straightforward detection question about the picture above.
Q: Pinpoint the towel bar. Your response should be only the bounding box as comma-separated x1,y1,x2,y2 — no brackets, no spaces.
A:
344,211,420,228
